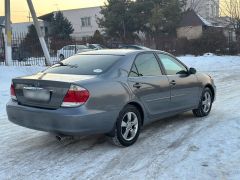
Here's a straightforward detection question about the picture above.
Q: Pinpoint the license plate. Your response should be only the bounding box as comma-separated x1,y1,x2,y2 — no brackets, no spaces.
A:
23,87,50,102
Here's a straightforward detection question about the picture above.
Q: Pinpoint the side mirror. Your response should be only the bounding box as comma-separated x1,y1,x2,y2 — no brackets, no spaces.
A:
189,67,197,74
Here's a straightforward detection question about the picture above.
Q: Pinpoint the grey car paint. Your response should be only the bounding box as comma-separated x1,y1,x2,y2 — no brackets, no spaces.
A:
6,49,216,135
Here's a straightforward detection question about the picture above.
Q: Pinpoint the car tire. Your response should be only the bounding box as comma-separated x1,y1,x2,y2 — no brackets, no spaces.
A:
193,87,213,117
108,105,141,147
59,54,65,61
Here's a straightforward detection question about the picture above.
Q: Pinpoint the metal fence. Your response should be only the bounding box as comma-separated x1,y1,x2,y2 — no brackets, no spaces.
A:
0,33,94,66
0,31,239,66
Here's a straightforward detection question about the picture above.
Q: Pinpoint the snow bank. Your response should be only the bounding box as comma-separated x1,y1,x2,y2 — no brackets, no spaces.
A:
179,55,240,72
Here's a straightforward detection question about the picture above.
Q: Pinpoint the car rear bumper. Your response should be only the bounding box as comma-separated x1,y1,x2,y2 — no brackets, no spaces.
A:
6,100,118,135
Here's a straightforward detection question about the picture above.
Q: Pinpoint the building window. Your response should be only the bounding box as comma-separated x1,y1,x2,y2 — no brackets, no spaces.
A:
81,17,91,27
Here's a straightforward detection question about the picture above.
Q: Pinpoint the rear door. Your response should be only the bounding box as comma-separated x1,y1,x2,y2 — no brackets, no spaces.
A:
157,53,199,111
128,53,171,117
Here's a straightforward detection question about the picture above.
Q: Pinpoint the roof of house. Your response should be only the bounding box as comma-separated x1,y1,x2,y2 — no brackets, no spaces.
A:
38,6,101,21
178,10,225,28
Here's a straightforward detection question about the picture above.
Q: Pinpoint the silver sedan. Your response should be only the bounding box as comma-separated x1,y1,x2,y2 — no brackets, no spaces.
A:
7,49,216,147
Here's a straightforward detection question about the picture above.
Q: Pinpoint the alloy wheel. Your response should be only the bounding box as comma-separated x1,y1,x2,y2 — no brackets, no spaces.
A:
121,112,139,141
202,91,212,113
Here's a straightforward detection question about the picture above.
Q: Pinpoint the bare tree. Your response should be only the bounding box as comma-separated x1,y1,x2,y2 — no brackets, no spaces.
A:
220,0,240,39
184,0,208,14
185,0,220,19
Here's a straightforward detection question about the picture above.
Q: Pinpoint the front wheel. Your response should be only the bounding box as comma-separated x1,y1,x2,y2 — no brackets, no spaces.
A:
108,105,141,147
193,87,213,117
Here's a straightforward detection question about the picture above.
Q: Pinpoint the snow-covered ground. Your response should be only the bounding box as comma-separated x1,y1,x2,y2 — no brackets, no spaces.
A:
0,55,240,179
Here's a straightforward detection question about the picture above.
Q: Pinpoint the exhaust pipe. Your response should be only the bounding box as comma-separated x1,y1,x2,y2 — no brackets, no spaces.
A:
56,134,73,141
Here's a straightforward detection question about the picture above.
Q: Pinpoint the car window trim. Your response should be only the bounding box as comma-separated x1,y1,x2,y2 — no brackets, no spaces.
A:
156,52,189,75
128,52,164,78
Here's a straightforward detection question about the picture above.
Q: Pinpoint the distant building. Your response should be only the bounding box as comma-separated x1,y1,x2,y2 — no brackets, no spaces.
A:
39,6,102,40
37,3,220,41
177,10,236,42
185,0,220,20
11,21,46,36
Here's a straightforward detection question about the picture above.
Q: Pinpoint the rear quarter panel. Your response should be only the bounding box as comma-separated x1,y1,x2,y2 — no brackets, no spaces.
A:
81,78,131,112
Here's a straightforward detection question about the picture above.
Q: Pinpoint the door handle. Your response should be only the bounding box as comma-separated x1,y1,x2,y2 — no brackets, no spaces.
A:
133,83,142,89
170,80,176,86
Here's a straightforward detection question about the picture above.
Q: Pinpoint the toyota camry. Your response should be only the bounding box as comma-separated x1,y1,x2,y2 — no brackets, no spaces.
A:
7,49,216,147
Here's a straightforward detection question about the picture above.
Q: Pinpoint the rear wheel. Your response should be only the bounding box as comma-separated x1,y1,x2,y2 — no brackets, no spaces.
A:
108,105,141,147
193,87,213,117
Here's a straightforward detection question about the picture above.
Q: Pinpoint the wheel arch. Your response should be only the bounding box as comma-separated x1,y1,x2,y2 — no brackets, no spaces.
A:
205,84,215,101
106,101,145,138
127,101,145,126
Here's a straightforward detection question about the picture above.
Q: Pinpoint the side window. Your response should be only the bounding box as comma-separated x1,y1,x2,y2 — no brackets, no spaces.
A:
69,46,75,51
158,54,188,75
129,53,162,77
63,46,68,50
88,45,95,49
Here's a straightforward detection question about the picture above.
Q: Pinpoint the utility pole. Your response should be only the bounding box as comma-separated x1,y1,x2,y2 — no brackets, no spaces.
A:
5,0,12,65
26,0,51,66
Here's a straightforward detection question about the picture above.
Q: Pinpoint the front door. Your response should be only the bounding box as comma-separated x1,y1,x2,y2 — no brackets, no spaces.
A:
157,53,200,111
128,53,171,117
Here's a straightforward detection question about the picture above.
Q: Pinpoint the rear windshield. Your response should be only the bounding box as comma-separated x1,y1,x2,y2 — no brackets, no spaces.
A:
44,55,122,75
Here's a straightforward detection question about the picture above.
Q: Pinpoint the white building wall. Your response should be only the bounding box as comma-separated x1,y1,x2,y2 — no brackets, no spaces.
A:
60,7,102,40
11,21,46,36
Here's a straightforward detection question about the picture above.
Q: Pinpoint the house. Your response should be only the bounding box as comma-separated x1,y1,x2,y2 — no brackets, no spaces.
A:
38,6,102,40
36,2,220,41
177,10,236,42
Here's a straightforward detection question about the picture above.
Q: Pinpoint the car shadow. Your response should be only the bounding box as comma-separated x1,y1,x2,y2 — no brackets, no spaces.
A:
12,111,200,156
38,112,197,148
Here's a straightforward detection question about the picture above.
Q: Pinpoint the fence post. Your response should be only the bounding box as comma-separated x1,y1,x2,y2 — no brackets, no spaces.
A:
4,0,12,66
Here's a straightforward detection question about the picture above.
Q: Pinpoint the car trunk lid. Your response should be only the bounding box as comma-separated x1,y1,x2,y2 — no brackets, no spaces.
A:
13,73,94,109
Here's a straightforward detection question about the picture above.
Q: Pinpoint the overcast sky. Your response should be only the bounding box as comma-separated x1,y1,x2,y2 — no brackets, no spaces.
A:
0,0,106,22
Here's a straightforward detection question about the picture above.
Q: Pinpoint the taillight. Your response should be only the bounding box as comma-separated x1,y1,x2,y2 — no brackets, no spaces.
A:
61,84,89,107
10,82,17,101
